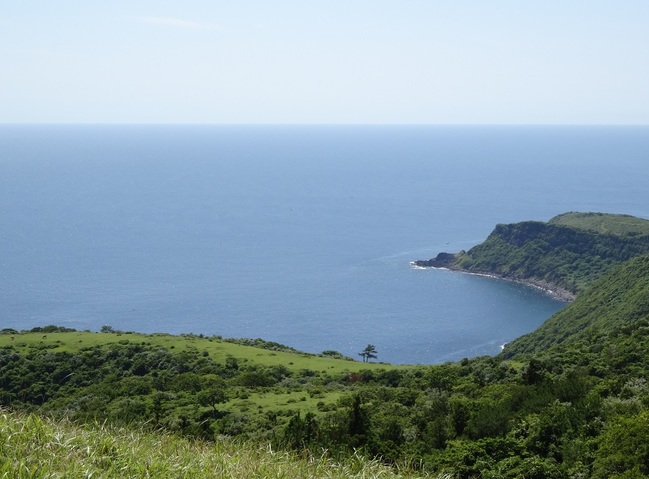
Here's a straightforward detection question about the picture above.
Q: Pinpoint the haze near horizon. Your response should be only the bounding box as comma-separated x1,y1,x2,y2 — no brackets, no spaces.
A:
2,1,648,125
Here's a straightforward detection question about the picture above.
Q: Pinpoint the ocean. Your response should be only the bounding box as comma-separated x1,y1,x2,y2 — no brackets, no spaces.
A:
1,125,648,364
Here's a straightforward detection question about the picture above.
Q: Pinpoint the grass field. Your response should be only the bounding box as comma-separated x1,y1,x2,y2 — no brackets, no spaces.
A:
0,330,399,375
0,409,439,479
548,211,649,236
0,329,405,419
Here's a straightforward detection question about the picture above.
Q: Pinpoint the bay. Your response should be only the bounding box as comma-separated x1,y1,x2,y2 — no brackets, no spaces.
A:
1,125,648,364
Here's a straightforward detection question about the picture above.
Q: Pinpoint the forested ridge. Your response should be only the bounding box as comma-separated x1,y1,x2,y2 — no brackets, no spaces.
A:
415,212,649,296
4,212,649,478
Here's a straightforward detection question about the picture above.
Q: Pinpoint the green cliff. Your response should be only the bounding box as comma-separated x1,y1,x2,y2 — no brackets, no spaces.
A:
415,212,649,297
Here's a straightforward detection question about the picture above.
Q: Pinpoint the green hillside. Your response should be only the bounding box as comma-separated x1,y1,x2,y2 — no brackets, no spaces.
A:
503,254,649,357
6,283,649,479
415,212,649,295
0,327,399,444
0,328,387,376
0,409,427,479
548,211,649,236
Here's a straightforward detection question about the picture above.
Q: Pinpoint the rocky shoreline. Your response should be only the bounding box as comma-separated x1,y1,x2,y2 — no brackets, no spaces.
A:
412,255,576,302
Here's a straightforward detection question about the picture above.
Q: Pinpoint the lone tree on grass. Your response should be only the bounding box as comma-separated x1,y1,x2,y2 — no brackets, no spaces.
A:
358,344,378,362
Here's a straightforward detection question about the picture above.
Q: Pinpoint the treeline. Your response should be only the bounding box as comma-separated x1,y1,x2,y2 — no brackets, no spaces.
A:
3,319,649,477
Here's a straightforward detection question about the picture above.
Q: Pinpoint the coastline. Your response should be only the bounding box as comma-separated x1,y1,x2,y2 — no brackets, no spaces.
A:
410,262,576,302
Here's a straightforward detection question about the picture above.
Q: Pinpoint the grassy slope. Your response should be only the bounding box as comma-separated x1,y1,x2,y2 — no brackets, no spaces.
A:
504,254,649,356
0,330,394,375
0,409,434,479
0,330,401,418
548,211,649,236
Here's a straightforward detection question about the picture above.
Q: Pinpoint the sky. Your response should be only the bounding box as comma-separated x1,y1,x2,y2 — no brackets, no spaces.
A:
2,1,649,124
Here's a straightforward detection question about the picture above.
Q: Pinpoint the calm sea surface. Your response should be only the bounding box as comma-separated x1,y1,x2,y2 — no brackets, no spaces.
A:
1,125,648,364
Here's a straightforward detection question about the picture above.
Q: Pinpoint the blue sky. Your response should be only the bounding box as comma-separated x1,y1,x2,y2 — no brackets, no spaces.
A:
2,1,648,124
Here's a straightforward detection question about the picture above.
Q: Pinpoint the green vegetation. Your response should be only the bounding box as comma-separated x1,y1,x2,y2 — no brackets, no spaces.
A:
0,327,379,376
417,212,649,295
5,211,649,477
504,254,649,356
548,211,649,236
359,344,379,362
0,409,431,479
0,328,397,444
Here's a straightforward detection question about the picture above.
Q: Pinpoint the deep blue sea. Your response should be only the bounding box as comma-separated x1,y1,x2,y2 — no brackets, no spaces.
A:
1,125,648,364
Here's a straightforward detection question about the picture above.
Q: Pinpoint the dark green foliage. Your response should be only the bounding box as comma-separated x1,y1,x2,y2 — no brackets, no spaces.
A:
593,411,649,478
506,255,649,356
455,218,649,294
283,411,319,449
29,325,78,333
419,212,649,296
197,375,227,412
348,394,371,448
320,350,354,360
223,337,301,353
358,344,378,363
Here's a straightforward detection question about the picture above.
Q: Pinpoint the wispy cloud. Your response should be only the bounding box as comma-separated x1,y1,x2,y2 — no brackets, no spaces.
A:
138,16,216,31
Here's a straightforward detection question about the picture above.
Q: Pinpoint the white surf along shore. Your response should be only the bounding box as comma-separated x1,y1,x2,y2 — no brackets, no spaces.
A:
410,262,576,302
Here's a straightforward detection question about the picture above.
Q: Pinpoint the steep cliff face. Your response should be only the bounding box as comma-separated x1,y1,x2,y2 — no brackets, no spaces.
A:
414,213,649,296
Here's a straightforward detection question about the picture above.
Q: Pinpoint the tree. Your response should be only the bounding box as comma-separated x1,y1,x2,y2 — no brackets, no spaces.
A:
284,411,319,449
197,375,227,413
358,344,377,363
348,394,371,449
593,411,649,478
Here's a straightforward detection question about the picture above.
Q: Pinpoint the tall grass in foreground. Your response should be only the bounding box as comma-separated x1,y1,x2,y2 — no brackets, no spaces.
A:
0,409,445,479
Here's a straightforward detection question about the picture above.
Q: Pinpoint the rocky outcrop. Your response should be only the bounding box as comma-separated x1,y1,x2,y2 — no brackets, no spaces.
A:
412,252,457,268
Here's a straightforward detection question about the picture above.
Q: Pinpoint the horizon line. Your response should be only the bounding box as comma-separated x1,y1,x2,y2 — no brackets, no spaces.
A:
1,122,648,127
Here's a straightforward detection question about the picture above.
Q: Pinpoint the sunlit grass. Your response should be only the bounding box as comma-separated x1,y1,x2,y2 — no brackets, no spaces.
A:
548,211,649,236
0,409,442,479
0,330,400,374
